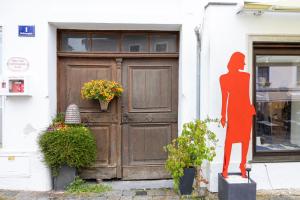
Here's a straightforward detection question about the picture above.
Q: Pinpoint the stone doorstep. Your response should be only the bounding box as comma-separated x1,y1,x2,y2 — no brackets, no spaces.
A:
103,180,174,191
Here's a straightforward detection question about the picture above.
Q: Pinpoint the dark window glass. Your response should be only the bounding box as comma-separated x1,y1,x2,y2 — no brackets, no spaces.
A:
255,55,300,152
61,33,89,52
91,34,119,52
122,34,148,52
150,34,177,52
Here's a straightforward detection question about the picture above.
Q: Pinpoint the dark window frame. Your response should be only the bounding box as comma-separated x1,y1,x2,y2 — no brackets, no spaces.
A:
252,42,300,162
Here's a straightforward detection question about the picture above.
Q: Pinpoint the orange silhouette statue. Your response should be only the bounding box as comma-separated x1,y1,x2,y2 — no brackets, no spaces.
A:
220,52,256,178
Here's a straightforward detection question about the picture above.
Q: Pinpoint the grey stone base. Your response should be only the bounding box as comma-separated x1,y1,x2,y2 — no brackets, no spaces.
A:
218,173,256,200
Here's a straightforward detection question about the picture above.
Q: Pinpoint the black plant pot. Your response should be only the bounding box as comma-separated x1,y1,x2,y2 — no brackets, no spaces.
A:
53,165,76,191
179,167,196,195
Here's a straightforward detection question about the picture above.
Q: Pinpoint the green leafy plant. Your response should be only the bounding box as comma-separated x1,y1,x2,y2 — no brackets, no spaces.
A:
66,177,112,194
52,112,65,124
164,118,218,192
39,117,97,176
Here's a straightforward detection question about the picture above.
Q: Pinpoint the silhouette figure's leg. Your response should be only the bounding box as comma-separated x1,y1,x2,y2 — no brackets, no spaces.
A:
222,138,233,178
240,139,250,178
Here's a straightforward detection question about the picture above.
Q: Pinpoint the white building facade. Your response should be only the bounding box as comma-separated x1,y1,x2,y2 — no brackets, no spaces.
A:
201,1,300,192
0,0,300,193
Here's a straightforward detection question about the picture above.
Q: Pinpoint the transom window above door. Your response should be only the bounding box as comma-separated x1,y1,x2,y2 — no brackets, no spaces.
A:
59,31,179,53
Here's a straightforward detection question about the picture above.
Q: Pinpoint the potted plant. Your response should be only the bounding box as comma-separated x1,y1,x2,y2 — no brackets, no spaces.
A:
38,113,97,190
81,80,123,111
164,119,218,195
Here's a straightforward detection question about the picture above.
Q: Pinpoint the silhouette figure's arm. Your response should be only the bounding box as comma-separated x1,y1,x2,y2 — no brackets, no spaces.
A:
220,76,228,127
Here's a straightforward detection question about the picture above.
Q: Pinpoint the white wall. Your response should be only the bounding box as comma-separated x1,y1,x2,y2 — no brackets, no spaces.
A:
202,3,300,192
0,0,201,191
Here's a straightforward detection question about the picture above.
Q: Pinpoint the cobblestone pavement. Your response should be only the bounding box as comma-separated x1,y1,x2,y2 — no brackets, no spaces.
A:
0,189,300,200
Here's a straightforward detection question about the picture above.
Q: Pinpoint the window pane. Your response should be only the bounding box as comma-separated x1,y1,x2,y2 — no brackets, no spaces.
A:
0,28,2,74
122,34,148,52
61,33,88,52
150,34,177,53
91,34,119,52
0,32,1,106
255,55,300,152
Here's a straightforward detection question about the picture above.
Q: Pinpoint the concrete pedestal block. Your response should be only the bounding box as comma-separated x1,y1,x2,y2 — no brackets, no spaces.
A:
218,173,256,200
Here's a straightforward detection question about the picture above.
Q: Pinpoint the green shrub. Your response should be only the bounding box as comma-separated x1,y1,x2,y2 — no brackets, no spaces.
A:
39,126,97,176
52,113,65,124
164,119,218,192
66,177,112,194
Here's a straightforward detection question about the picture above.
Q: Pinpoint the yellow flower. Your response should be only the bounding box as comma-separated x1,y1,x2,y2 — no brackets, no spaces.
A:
81,79,124,102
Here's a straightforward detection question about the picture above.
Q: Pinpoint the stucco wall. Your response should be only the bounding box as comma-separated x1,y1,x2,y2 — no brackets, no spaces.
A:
0,0,202,191
201,3,300,192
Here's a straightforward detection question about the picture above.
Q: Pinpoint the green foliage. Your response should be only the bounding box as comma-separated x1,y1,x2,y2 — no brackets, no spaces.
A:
39,125,97,176
164,118,218,192
52,113,65,124
66,177,112,194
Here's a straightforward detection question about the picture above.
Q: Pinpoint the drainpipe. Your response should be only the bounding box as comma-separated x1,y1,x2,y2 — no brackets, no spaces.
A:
194,2,238,120
194,26,201,119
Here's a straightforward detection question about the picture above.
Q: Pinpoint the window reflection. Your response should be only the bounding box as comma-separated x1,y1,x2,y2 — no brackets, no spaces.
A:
122,34,148,52
150,34,177,53
61,33,88,52
91,34,119,52
256,55,300,152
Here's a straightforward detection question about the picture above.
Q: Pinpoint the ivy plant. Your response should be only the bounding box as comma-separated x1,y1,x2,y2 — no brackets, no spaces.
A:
164,118,218,192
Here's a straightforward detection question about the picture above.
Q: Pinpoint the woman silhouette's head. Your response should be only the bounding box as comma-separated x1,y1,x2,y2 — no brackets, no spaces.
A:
227,52,245,72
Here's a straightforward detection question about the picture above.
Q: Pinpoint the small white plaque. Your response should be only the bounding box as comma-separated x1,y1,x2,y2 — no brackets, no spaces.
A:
7,57,29,72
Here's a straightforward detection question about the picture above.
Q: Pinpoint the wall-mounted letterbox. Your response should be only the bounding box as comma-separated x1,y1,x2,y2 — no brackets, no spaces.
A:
0,76,31,96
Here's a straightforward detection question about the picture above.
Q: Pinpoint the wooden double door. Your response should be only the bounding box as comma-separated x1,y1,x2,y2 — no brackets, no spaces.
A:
58,57,178,180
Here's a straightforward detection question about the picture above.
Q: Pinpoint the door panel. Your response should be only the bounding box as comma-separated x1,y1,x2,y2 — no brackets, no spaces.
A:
122,58,178,180
128,124,171,164
58,58,121,179
130,66,172,112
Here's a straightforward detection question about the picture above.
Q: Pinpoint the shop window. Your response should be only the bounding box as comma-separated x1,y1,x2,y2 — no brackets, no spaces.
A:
254,44,300,160
0,28,2,147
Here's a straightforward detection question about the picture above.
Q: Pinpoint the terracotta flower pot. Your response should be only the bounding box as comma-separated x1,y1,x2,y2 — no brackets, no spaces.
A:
99,100,109,111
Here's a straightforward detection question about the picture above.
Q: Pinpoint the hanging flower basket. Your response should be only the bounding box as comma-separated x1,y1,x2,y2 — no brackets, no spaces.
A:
99,100,110,111
81,80,123,112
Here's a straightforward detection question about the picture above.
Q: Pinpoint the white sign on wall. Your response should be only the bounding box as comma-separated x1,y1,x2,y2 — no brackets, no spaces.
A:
7,57,29,72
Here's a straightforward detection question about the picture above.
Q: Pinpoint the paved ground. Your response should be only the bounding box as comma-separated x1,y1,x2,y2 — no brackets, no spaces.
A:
0,188,300,200
0,180,300,200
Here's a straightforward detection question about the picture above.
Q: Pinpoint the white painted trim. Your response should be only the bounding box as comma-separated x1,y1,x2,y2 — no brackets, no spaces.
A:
49,22,181,31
